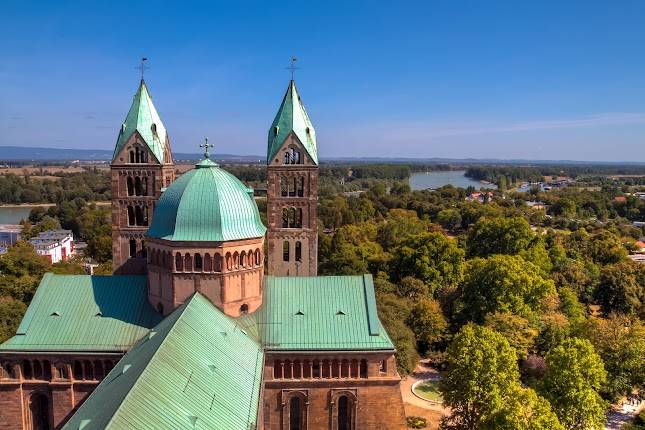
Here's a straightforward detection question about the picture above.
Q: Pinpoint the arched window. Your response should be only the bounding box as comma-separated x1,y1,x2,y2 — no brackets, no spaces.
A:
297,177,305,197
184,254,193,272
194,253,203,271
214,254,222,272
295,208,302,228
255,249,261,266
127,176,134,196
359,360,368,378
289,207,296,228
233,252,239,269
94,361,104,380
273,360,282,379
283,241,290,262
225,253,232,271
30,392,51,430
295,241,302,262
135,206,143,225
129,151,135,163
129,240,137,258
134,177,142,196
240,304,249,314
338,396,351,430
83,360,94,380
143,177,148,196
289,396,301,430
289,177,296,197
240,251,246,268
281,177,288,197
175,253,183,271
142,206,149,226
73,361,83,380
127,206,135,226
284,151,290,164
141,241,147,258
282,208,289,228
23,360,33,379
204,253,212,272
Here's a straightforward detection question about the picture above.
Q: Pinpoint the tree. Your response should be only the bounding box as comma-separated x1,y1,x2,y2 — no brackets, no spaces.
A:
408,298,448,347
596,261,644,316
437,209,462,231
457,255,557,323
484,312,538,359
581,315,645,401
483,386,564,430
377,209,430,249
440,324,519,430
376,293,418,375
540,338,608,430
0,241,50,302
0,298,27,343
390,232,464,294
396,276,429,300
466,216,534,258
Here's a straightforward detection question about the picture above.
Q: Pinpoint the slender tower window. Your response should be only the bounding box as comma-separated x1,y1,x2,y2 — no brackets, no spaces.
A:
283,241,290,261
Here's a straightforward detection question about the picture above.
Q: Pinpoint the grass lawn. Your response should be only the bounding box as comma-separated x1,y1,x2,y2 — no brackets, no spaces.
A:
413,380,443,402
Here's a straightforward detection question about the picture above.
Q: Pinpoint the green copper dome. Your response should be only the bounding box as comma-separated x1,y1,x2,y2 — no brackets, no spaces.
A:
147,159,266,242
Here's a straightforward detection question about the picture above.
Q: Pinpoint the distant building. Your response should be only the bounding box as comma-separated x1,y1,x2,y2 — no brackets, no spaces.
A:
628,254,645,263
526,201,547,210
634,241,645,252
0,224,23,247
29,230,74,263
466,191,494,203
613,196,627,203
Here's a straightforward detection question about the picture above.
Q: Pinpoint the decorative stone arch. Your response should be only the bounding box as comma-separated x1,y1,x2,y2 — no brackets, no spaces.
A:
240,251,247,268
204,253,212,272
329,389,358,430
28,390,53,430
214,253,222,272
53,362,69,380
175,252,183,272
184,253,193,272
254,249,261,266
233,252,239,269
281,389,309,430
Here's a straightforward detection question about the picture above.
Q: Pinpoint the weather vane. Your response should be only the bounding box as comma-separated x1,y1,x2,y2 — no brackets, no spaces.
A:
286,57,299,80
136,57,149,81
200,137,214,159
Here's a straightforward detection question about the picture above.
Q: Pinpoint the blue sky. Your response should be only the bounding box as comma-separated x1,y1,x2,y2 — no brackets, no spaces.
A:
1,0,644,161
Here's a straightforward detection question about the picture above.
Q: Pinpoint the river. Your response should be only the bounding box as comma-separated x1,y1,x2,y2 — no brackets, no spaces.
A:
409,171,497,190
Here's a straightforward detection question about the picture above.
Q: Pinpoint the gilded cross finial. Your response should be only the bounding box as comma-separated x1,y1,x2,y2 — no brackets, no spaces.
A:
136,57,149,81
286,57,299,80
200,137,214,159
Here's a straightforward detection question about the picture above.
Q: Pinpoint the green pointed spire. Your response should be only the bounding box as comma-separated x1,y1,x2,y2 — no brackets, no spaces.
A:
267,80,318,165
112,80,170,164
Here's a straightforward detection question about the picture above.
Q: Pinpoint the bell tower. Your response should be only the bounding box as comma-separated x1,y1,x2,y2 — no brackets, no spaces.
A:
266,80,318,276
111,78,175,274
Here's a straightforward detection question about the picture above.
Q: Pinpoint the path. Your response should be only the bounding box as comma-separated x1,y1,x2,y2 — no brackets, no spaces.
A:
605,399,644,430
400,359,449,429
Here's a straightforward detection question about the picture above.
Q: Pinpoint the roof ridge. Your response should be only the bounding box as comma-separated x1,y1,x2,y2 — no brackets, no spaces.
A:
105,297,194,429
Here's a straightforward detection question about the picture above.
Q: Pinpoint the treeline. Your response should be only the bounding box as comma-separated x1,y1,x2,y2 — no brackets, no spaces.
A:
317,180,645,428
466,166,545,186
0,170,110,204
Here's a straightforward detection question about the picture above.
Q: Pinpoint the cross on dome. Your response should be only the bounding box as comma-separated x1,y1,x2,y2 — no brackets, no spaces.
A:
200,137,214,159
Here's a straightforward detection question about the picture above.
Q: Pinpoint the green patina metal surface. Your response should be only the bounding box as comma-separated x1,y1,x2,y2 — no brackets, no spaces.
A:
112,80,169,163
147,159,266,242
240,275,394,351
267,80,318,165
0,274,161,352
63,293,264,430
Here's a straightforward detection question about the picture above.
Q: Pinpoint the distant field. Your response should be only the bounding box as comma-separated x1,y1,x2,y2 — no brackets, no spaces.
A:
0,165,109,176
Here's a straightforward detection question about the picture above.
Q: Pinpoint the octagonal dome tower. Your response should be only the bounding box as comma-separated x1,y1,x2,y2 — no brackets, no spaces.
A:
146,153,267,317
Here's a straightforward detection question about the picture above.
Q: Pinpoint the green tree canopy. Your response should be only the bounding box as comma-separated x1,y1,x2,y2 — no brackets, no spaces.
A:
596,261,645,316
484,312,538,360
390,231,464,294
408,298,448,347
483,386,564,430
466,216,534,258
540,338,608,430
440,324,519,430
458,255,557,323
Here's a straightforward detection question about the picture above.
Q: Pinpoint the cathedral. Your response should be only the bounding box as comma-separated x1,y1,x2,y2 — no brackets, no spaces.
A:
0,76,406,429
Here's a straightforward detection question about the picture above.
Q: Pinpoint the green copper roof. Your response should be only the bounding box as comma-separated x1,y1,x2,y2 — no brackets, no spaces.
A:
112,80,170,164
0,274,161,352
267,80,318,165
239,275,395,351
63,293,264,430
147,160,266,242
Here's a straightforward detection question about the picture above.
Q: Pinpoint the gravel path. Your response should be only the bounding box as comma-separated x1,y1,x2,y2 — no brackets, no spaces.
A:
605,399,643,430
